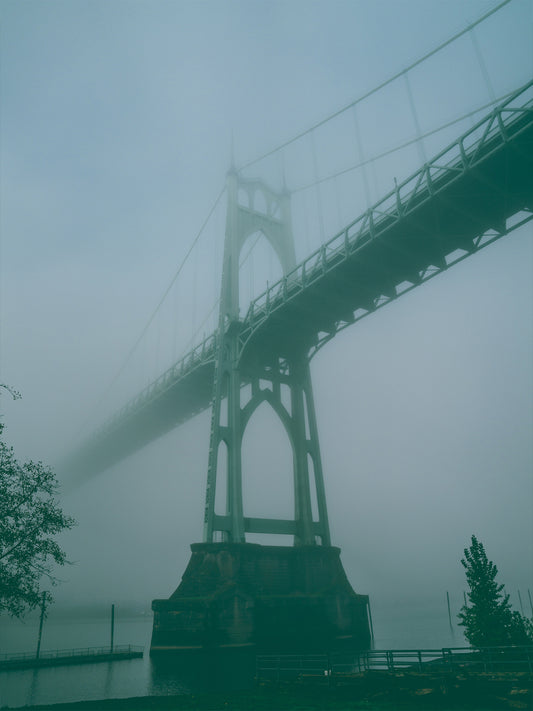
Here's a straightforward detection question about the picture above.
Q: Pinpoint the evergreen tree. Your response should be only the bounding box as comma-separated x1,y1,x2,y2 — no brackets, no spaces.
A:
458,535,533,646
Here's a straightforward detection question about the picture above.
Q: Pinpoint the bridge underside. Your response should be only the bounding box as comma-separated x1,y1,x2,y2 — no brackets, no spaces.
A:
64,359,215,486
240,108,533,366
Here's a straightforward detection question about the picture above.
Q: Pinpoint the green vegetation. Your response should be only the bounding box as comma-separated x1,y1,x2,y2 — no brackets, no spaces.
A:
0,385,75,617
458,534,533,646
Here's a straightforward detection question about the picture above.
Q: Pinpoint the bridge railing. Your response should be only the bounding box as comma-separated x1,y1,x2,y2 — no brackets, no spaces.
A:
243,79,533,331
88,330,218,442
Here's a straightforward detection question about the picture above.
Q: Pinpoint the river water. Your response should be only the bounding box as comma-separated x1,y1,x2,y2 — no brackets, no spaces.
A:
0,599,466,708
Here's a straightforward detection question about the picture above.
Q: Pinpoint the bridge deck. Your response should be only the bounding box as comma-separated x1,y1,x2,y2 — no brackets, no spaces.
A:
63,81,533,484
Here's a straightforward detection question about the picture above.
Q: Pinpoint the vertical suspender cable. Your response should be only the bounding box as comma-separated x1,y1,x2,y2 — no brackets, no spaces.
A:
75,186,226,437
352,105,372,208
172,260,179,362
310,131,325,243
302,190,311,256
279,150,287,192
237,0,512,173
404,71,427,164
334,175,342,231
470,27,497,104
192,229,198,338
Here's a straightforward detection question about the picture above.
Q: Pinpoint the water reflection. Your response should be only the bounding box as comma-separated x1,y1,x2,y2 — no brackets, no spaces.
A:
0,606,464,707
149,648,256,695
103,661,114,697
0,651,258,708
27,668,40,707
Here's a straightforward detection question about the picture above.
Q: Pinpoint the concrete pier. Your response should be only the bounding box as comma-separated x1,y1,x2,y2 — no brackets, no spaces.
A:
151,543,370,654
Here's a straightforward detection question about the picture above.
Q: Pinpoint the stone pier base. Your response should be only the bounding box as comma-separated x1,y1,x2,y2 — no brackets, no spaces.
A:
151,542,370,654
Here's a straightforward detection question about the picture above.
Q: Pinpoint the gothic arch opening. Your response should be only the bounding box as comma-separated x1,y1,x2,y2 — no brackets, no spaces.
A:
214,439,228,520
237,187,249,208
239,230,284,318
241,399,294,543
307,452,319,524
253,189,268,215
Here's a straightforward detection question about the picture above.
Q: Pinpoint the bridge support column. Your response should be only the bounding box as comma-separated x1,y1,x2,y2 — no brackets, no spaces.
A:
203,171,331,546
151,170,369,655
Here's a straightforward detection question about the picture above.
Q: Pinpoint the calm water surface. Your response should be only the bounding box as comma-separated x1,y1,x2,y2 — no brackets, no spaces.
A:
0,601,466,708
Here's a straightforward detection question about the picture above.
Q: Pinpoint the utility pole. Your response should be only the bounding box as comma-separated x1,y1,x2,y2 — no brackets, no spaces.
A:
446,591,453,633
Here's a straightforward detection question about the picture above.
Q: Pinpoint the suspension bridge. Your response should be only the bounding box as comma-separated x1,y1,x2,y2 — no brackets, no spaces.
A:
67,79,533,495
59,1,532,652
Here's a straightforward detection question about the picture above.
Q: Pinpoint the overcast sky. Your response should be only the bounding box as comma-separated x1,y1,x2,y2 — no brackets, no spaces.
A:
1,0,531,625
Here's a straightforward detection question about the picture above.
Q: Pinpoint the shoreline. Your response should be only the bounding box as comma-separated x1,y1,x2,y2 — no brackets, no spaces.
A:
6,671,532,711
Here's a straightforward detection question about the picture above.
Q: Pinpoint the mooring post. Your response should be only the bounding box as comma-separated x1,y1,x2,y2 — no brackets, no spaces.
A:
517,590,524,615
367,599,375,645
36,591,46,659
446,591,453,633
110,603,115,653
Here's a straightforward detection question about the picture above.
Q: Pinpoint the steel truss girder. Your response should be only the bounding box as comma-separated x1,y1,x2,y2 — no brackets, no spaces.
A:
307,211,533,360
237,80,533,364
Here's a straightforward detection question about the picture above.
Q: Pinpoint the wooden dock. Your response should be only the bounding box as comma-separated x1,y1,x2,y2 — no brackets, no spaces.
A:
0,644,144,671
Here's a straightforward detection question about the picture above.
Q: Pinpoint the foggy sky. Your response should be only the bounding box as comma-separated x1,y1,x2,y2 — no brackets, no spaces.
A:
1,0,532,618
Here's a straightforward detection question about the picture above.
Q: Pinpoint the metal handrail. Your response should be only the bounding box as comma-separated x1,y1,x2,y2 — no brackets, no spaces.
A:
243,79,533,327
257,645,533,677
0,644,144,664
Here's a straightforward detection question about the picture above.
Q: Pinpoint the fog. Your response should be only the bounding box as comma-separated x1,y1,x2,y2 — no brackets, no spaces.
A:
1,0,532,620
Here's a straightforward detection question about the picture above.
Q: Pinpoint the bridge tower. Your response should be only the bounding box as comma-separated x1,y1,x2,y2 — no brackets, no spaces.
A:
203,170,330,546
151,171,370,656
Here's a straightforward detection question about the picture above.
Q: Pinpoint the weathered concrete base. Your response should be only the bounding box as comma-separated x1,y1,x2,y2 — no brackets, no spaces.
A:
151,543,370,654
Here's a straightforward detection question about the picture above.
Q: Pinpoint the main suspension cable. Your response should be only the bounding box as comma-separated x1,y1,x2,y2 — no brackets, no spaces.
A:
80,186,226,429
179,229,264,357
237,0,512,173
291,91,514,195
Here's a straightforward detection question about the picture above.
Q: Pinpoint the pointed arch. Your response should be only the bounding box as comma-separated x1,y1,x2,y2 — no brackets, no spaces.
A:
253,189,268,215
238,187,250,208
241,397,294,524
241,386,294,449
214,439,228,516
237,219,294,276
